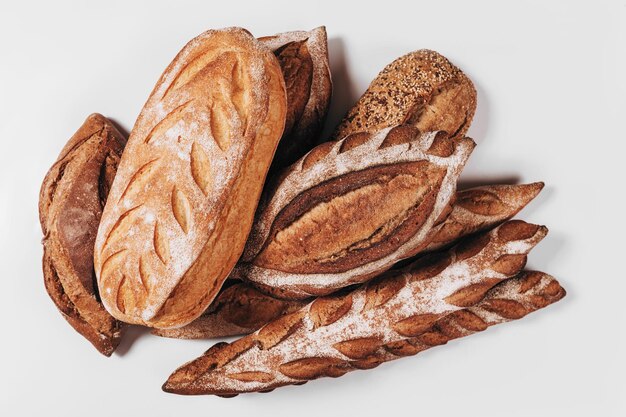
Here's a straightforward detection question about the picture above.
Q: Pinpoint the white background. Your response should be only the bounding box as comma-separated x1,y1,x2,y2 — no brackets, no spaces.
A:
1,0,624,415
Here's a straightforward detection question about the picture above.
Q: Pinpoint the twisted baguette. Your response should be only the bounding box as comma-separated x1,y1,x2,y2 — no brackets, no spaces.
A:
155,182,543,339
377,270,565,360
163,220,551,395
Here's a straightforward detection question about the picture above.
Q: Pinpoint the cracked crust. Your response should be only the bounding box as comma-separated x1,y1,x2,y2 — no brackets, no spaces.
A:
39,113,126,356
94,28,287,328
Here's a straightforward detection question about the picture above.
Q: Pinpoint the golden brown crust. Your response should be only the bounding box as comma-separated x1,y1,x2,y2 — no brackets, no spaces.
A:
235,127,475,299
39,113,126,356
332,50,476,141
94,28,287,328
163,222,562,395
260,27,332,170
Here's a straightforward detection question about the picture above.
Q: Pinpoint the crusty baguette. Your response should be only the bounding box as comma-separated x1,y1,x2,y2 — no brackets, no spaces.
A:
163,221,555,395
94,28,287,328
260,27,332,170
425,182,544,252
235,126,475,299
165,271,565,396
152,282,305,339
332,50,476,141
155,182,543,339
39,113,126,356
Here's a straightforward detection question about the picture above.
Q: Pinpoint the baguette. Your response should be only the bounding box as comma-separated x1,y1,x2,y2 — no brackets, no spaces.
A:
163,221,554,395
152,283,305,339
94,28,287,328
39,114,126,356
425,182,544,252
332,50,476,141
260,27,332,170
155,182,543,339
236,126,475,299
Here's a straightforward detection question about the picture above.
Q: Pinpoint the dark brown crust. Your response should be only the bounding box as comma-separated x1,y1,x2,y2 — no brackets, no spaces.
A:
152,283,306,339
39,113,126,356
275,40,312,138
332,49,476,141
260,27,332,171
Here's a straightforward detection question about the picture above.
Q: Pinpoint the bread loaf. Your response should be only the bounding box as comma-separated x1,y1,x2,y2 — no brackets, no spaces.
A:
260,27,332,170
152,283,306,339
332,50,476,141
425,182,544,251
39,114,126,356
163,221,557,395
155,182,543,339
235,126,475,299
94,28,287,328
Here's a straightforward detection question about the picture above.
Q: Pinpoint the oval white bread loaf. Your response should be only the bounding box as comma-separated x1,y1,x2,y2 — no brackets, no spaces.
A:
94,27,287,329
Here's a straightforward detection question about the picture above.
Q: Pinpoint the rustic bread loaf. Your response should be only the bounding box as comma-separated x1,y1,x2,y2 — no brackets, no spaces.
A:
332,50,476,141
260,27,332,170
39,113,126,356
163,221,559,395
155,182,543,339
94,27,287,328
235,126,475,299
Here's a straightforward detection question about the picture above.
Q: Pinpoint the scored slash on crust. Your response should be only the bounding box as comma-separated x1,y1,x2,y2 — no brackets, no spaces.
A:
144,100,194,144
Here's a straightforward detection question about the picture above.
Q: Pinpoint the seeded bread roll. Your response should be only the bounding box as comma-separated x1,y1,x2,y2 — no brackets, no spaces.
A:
332,50,476,141
39,114,126,356
94,28,287,329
